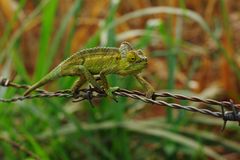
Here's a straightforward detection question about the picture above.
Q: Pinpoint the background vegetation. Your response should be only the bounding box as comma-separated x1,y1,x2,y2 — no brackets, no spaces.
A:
0,0,240,159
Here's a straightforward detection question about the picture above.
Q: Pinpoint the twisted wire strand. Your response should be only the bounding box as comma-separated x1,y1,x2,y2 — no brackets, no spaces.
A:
0,78,239,122
116,88,240,108
115,91,222,118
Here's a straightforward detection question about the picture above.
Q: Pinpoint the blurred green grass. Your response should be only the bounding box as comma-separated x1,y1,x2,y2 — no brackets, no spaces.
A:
0,0,240,160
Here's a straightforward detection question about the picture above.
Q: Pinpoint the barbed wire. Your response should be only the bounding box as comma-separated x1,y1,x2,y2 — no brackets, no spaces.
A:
0,78,240,130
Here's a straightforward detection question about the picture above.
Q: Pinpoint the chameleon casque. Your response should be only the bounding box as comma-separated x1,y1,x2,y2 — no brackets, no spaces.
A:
24,42,154,99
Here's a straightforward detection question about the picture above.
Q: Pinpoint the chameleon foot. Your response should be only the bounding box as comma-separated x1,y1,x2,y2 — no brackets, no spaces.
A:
145,88,155,99
106,87,119,102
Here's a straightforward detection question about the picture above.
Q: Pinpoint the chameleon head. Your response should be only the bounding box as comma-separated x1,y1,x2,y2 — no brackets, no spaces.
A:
125,49,148,70
118,42,148,75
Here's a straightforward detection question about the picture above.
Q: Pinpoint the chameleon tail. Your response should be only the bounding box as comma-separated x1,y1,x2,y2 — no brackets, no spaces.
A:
24,66,62,96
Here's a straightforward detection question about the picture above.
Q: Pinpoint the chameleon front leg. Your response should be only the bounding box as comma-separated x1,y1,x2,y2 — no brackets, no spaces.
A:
135,74,154,98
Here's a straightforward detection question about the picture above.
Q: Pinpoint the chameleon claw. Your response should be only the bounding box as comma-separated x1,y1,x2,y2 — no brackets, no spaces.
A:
112,96,118,103
145,88,155,99
107,94,118,103
106,87,119,103
150,92,156,100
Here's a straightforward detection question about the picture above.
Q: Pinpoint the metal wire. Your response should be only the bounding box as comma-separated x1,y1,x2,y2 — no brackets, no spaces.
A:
0,78,240,127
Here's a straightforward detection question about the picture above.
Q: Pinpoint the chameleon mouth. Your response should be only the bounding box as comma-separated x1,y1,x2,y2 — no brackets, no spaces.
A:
134,61,147,68
141,61,148,66
136,60,147,64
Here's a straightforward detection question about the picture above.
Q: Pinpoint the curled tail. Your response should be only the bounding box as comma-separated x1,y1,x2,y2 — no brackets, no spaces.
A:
24,66,62,96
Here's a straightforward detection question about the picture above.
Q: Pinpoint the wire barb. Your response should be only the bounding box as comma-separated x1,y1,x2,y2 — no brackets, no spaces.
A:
221,99,240,131
1,78,240,130
72,85,99,107
0,78,9,86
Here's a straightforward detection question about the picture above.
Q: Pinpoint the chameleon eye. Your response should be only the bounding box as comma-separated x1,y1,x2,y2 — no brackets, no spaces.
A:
127,52,136,62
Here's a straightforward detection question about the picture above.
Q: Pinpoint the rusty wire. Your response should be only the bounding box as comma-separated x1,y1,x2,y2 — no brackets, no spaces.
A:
0,78,240,128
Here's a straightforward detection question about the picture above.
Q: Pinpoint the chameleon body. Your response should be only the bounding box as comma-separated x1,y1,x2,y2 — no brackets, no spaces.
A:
24,42,154,98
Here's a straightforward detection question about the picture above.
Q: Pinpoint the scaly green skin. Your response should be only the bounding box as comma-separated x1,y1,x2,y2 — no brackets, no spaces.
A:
24,42,154,98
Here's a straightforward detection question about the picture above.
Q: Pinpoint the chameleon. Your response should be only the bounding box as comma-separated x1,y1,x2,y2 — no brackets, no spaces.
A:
24,42,154,99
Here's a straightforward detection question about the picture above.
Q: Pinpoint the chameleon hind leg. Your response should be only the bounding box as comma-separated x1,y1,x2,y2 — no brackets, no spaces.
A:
71,76,96,107
78,65,102,91
64,65,102,92
71,76,86,97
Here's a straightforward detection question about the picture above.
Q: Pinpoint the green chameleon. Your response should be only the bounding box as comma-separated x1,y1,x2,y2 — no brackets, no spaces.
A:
24,42,154,99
